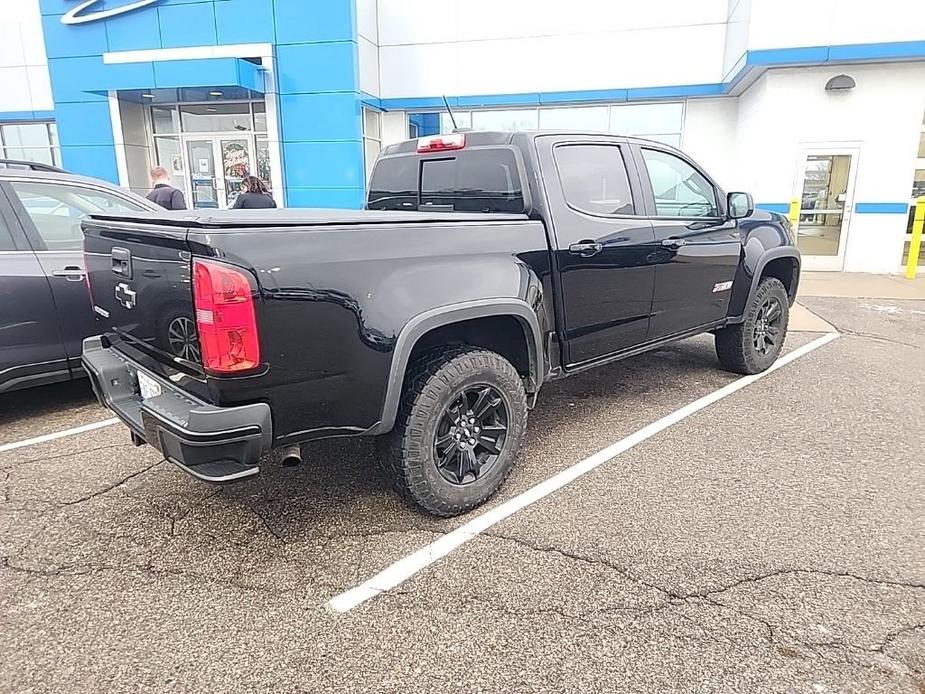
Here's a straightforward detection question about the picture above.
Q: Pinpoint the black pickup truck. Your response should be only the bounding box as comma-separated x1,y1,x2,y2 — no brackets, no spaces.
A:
82,131,799,516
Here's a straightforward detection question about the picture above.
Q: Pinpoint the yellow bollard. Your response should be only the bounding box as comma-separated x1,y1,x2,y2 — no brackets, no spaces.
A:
788,198,800,231
906,198,925,280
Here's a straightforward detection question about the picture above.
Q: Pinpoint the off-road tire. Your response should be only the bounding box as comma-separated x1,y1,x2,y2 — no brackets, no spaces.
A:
379,347,528,517
715,276,789,375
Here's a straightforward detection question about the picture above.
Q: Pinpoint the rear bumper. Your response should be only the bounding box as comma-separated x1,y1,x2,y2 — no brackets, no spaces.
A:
81,336,271,483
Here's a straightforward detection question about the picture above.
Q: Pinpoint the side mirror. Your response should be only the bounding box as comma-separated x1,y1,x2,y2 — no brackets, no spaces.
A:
727,191,754,220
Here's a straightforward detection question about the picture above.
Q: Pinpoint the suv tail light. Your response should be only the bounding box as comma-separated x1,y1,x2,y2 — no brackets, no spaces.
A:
192,258,261,373
417,133,465,152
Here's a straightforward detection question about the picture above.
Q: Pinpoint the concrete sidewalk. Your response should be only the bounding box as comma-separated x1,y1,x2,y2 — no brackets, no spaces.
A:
799,272,925,300
790,272,925,333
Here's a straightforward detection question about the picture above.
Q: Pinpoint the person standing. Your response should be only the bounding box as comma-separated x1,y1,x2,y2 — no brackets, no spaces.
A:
145,166,187,210
232,176,277,209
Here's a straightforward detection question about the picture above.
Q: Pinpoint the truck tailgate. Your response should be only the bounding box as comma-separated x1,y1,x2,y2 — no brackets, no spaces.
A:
82,216,199,378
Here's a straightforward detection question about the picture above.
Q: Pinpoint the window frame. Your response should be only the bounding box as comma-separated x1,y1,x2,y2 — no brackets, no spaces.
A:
551,141,642,220
632,144,726,221
3,178,150,252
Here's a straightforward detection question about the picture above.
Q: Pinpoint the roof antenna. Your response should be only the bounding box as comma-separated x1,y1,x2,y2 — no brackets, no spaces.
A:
442,95,458,131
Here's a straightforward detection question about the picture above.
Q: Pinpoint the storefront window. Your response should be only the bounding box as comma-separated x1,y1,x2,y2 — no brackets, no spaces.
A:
363,108,382,183
180,103,252,133
424,102,683,145
0,122,60,167
151,106,179,134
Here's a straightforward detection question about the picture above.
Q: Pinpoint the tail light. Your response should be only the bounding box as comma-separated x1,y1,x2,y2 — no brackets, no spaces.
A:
192,258,261,373
417,133,465,152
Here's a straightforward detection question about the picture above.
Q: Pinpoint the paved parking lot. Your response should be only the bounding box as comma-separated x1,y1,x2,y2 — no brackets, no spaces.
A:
1,296,923,693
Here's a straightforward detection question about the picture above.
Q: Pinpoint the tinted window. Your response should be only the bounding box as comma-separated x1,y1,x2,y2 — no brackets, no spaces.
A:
367,156,418,210
367,149,525,213
0,211,14,251
10,182,146,251
641,148,718,218
554,144,635,216
421,149,524,213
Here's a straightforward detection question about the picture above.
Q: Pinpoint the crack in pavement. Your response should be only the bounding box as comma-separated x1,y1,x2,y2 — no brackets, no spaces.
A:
32,459,166,515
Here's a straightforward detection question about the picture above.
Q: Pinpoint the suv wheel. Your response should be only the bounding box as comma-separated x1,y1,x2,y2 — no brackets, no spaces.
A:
715,277,789,375
380,347,528,517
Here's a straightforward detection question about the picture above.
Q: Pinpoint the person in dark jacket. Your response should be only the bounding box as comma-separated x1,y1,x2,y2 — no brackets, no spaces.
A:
232,175,277,209
145,166,187,210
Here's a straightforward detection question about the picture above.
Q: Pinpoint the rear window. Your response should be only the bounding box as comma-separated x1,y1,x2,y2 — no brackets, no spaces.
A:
367,148,525,213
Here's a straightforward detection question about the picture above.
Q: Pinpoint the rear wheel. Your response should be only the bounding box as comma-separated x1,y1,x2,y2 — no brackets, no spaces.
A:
715,277,789,375
380,347,528,517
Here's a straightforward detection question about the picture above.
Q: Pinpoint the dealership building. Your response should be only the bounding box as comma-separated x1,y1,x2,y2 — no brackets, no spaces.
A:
2,0,924,273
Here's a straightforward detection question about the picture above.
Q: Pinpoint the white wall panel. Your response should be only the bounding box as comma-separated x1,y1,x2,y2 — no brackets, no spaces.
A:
359,37,381,96
382,24,726,98
681,98,739,190
356,0,379,43
0,0,51,113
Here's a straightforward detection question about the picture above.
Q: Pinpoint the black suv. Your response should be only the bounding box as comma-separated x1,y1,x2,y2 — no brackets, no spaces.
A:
0,165,157,393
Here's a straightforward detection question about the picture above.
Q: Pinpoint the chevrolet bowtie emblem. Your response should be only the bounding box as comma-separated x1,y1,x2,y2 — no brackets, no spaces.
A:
115,282,136,310
61,0,160,25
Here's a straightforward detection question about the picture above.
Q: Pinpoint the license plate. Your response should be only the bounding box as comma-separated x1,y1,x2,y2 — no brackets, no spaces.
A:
137,370,162,400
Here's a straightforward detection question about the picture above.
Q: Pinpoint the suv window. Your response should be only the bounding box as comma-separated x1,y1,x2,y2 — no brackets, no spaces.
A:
9,181,146,251
0,211,14,251
640,148,718,218
368,148,525,213
554,144,635,216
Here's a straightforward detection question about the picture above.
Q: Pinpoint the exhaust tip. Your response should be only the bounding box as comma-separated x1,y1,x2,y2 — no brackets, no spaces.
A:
279,444,302,467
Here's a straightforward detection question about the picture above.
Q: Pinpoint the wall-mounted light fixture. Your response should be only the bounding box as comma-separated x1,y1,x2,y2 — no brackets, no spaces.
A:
825,74,856,92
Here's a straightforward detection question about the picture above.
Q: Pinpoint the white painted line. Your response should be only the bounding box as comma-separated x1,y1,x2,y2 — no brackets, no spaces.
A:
328,332,841,613
0,418,120,454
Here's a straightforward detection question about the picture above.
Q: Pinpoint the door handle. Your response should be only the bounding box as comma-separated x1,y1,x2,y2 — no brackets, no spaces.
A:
568,241,603,257
52,266,86,281
661,238,688,248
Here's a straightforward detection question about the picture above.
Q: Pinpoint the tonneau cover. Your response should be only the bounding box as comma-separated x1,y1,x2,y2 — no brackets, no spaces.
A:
88,208,530,229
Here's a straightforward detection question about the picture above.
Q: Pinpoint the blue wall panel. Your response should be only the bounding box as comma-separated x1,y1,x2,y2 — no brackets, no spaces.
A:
279,93,363,142
156,3,218,48
286,188,366,209
274,0,356,44
59,145,119,181
276,42,359,94
215,0,275,45
104,7,162,52
283,141,365,189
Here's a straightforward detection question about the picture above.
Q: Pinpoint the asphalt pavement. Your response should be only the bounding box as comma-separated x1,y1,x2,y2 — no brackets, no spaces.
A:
1,296,922,693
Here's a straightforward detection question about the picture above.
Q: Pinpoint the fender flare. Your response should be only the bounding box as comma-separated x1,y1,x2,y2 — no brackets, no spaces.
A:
730,247,801,322
365,299,545,436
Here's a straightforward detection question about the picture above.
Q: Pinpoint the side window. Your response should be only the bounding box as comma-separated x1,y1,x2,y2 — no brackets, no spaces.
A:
0,209,15,251
640,148,718,218
554,144,635,216
9,181,146,251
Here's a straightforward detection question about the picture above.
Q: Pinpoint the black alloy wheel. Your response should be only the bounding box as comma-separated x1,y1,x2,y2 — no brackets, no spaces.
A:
753,295,784,356
433,385,509,485
167,316,201,362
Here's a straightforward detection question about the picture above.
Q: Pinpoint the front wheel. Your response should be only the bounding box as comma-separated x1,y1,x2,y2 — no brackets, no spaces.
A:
715,277,789,375
380,347,528,517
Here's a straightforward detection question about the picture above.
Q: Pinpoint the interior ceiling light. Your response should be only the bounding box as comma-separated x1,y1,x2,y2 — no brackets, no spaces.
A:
209,91,223,97
141,93,155,99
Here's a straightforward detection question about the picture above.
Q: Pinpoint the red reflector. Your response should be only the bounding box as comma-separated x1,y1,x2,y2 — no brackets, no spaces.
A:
192,259,260,373
417,133,465,152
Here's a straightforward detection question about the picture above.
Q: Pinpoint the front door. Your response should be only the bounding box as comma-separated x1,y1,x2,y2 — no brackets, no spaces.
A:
793,148,858,271
186,137,254,209
539,137,658,365
634,146,742,339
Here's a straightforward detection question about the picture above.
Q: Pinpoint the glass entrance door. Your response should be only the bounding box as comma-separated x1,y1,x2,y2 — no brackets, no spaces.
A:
218,138,251,208
793,149,858,271
187,139,219,208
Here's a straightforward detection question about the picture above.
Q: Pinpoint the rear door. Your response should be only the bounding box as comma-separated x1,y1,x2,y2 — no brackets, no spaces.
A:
631,145,741,339
0,187,68,391
4,179,152,369
537,136,657,365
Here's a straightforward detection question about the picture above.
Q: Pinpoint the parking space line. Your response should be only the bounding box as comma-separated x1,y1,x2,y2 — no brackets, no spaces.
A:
0,418,120,454
327,332,840,613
